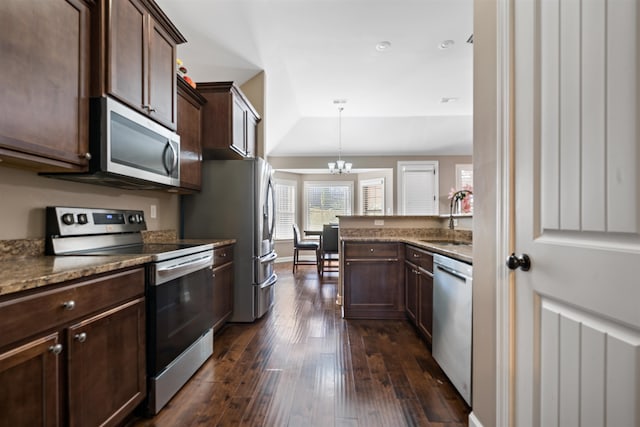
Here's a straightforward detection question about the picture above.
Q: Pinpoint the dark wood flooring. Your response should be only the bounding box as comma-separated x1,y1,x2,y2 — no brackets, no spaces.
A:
130,262,470,427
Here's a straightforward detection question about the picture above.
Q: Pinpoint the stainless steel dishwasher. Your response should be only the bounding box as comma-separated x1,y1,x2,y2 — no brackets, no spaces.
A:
432,253,472,406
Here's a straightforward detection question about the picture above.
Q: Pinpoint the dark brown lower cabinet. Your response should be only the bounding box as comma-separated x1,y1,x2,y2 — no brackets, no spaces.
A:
212,244,234,333
0,267,146,427
0,333,60,427
405,245,434,345
343,242,404,319
67,299,146,427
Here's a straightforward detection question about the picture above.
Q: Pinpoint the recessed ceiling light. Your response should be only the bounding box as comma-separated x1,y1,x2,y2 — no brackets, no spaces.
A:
441,97,458,103
439,39,455,49
375,41,391,52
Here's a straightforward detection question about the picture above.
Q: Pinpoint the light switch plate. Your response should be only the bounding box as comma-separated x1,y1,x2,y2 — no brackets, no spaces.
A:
150,205,157,219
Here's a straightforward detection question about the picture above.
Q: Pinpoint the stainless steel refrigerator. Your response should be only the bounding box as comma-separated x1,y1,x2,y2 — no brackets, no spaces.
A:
181,157,277,322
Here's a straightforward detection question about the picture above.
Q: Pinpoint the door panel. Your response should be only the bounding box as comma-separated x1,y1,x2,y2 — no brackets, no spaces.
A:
514,0,640,425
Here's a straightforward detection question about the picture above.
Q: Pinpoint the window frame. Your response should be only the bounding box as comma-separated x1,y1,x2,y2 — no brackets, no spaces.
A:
303,180,354,230
273,178,297,241
397,160,440,215
359,177,385,216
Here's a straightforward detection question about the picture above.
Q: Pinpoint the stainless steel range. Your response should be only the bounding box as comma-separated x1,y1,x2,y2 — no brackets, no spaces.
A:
46,206,215,415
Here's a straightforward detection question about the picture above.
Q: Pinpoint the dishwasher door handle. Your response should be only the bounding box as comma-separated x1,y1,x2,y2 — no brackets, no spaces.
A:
435,264,469,281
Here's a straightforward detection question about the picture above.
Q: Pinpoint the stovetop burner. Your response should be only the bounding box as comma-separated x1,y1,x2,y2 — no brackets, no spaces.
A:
45,206,212,262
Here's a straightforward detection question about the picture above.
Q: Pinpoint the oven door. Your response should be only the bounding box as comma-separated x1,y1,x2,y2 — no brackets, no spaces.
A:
147,251,214,376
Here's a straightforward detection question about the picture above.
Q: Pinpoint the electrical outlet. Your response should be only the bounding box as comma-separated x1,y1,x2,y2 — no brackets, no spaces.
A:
150,205,157,219
374,219,384,226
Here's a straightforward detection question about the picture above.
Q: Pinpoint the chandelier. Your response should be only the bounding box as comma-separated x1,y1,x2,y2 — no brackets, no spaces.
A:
328,105,352,174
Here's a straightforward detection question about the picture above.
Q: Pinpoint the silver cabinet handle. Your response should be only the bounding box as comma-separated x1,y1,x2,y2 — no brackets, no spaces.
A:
49,344,63,355
413,253,420,258
74,333,87,343
62,300,76,310
370,248,374,252
79,152,92,160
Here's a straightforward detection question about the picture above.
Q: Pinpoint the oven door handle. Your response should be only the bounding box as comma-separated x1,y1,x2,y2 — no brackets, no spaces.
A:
154,253,213,285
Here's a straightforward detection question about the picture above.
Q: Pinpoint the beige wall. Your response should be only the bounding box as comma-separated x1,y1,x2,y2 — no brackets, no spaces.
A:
268,154,472,214
472,0,498,424
0,165,179,240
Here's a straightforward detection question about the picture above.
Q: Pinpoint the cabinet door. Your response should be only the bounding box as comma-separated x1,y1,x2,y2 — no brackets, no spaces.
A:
108,0,146,113
231,96,246,156
67,299,145,427
343,260,404,319
245,112,257,158
417,269,433,344
0,333,60,427
212,261,234,333
177,80,203,190
404,261,418,324
148,18,177,129
0,0,90,170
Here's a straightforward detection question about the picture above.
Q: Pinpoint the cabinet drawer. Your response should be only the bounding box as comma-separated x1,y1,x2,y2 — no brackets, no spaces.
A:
0,268,144,349
213,245,234,266
405,245,433,272
344,242,399,259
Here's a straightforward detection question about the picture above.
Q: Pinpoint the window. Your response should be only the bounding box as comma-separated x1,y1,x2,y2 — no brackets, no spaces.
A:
360,178,385,215
455,164,474,190
274,179,296,240
304,181,353,230
397,161,439,215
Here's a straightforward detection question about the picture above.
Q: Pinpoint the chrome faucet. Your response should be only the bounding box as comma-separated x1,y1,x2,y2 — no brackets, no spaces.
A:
449,190,473,229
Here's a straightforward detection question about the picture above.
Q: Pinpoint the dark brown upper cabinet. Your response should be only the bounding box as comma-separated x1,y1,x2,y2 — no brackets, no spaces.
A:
177,77,206,192
198,82,261,159
92,0,186,130
0,0,91,171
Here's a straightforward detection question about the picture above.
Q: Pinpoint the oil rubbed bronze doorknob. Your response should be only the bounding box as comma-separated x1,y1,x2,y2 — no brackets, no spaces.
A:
506,253,531,271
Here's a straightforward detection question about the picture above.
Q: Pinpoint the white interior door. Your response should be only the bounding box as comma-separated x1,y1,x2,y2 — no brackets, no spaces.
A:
513,0,640,426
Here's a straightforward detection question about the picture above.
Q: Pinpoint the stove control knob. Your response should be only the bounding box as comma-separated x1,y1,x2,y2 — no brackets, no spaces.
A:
136,214,144,223
128,214,136,224
61,213,75,225
77,213,88,224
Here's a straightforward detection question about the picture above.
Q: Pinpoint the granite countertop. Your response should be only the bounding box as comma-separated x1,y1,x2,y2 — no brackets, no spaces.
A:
0,238,236,298
341,236,472,264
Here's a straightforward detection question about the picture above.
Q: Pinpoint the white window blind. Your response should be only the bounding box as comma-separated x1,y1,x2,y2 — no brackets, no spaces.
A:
274,180,296,240
360,178,385,215
304,181,353,230
397,161,439,215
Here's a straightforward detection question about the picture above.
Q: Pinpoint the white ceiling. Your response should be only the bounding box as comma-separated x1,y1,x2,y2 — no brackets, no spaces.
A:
155,0,474,158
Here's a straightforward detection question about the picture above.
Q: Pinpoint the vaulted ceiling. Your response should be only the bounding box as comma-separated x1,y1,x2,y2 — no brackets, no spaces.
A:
155,0,474,158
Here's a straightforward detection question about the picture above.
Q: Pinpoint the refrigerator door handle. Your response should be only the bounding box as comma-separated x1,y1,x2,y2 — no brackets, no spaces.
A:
257,273,278,289
259,251,278,263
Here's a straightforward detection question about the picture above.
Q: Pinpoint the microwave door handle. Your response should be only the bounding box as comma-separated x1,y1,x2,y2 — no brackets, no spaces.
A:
163,141,178,175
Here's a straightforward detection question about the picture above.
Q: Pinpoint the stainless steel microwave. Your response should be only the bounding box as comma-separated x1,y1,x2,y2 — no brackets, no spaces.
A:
43,96,180,190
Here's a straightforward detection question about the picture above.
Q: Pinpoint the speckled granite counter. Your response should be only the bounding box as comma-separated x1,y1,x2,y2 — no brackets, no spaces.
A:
340,236,472,264
0,254,152,297
0,238,236,298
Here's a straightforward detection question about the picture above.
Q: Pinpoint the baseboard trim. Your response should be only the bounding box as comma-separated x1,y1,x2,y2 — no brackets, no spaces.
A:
468,412,484,427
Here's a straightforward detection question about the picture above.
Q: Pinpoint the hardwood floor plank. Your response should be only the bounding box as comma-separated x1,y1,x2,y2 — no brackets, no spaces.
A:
128,262,469,427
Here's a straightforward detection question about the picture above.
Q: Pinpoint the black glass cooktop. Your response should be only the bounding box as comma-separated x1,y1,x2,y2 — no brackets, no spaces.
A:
73,242,213,262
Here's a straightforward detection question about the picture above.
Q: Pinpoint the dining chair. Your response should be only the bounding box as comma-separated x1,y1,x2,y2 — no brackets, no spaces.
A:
319,224,339,276
292,224,320,273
